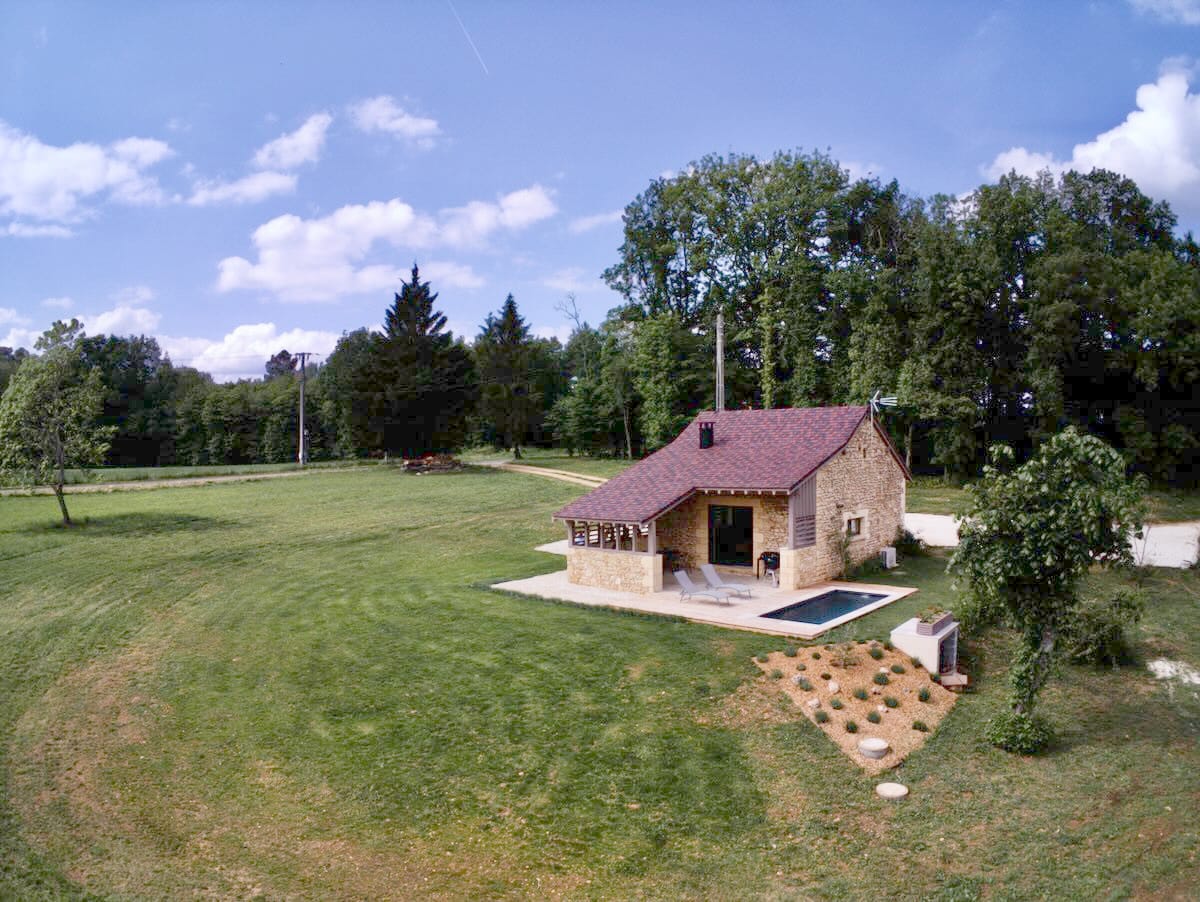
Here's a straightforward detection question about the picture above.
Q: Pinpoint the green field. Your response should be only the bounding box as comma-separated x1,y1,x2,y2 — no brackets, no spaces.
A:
1,470,1197,899
908,476,1200,522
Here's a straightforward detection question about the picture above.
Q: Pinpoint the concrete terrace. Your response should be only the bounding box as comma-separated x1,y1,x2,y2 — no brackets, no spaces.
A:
496,541,918,639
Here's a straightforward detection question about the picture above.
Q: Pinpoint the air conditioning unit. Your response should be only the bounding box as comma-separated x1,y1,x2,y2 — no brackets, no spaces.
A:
880,546,897,569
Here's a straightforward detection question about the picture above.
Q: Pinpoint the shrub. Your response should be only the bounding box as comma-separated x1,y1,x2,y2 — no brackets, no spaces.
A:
1063,589,1144,667
844,720,859,733
912,720,929,732
830,698,844,710
867,711,881,724
820,672,832,680
770,668,784,680
890,664,906,674
755,653,770,663
783,644,798,657
852,556,885,578
814,709,830,723
830,646,858,668
873,672,890,685
894,526,925,556
868,647,884,660
811,652,821,660
918,686,931,703
884,696,899,708
853,688,869,701
883,640,893,651
910,657,922,668
985,711,1052,754
796,677,812,691
930,673,940,683
795,662,807,672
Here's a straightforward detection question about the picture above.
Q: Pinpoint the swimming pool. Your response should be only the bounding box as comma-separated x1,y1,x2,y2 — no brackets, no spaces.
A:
762,589,888,625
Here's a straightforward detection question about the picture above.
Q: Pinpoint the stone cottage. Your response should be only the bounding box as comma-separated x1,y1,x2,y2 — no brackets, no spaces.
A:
552,406,909,595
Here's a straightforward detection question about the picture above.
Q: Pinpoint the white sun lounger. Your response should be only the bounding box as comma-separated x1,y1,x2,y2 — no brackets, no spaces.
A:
699,563,752,598
674,570,734,605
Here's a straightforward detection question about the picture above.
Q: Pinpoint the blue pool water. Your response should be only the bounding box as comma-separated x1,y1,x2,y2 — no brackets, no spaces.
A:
762,590,887,624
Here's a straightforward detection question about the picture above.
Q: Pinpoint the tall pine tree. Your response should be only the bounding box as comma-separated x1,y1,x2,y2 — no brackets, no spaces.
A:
358,264,476,457
476,294,538,458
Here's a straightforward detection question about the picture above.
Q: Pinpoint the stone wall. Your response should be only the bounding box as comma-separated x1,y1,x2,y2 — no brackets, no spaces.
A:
566,547,663,595
778,418,907,589
656,492,789,573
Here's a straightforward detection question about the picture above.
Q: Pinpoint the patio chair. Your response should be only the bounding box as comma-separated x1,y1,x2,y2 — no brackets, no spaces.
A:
699,563,752,598
674,570,734,605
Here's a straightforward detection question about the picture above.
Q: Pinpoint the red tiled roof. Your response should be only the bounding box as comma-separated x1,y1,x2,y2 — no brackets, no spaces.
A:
554,406,886,525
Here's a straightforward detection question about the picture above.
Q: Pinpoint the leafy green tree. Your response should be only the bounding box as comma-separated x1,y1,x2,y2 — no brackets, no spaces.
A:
476,294,538,458
265,349,297,380
950,428,1145,751
0,346,30,396
0,321,113,525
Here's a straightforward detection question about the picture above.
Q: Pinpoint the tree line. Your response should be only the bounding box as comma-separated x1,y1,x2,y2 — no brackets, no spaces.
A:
2,153,1198,486
581,153,1199,484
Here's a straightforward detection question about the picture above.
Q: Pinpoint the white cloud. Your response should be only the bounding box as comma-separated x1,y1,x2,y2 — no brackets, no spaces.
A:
984,62,1200,215
41,296,73,309
541,266,601,294
0,121,173,224
349,96,440,147
6,222,72,238
252,112,332,170
111,285,155,305
81,305,161,336
0,307,29,326
1,326,40,350
188,171,297,207
843,160,884,181
160,322,340,382
218,185,556,301
568,210,623,234
421,260,485,289
533,324,572,344
1130,0,1200,25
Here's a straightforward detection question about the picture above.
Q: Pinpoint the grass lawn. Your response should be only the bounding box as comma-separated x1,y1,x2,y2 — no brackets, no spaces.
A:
460,446,636,480
907,475,1200,523
0,459,375,488
1,470,1197,899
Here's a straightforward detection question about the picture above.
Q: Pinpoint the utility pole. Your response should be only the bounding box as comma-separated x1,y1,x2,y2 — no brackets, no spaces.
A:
295,352,312,466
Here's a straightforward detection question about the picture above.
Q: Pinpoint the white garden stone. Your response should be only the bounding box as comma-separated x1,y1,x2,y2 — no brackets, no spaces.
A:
827,680,840,694
807,698,821,709
875,782,909,800
858,737,889,759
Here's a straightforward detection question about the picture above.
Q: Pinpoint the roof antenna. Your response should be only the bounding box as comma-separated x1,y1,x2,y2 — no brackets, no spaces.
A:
715,309,725,412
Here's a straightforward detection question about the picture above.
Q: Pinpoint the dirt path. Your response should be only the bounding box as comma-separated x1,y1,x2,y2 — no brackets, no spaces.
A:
0,467,367,497
476,460,607,488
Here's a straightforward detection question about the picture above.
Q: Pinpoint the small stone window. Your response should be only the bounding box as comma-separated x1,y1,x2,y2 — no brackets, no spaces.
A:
846,517,863,537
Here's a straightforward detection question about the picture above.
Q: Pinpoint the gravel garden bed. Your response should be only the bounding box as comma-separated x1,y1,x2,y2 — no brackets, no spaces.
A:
754,640,958,774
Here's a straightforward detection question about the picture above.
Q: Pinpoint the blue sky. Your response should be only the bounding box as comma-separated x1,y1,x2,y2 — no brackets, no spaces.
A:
2,1,1199,379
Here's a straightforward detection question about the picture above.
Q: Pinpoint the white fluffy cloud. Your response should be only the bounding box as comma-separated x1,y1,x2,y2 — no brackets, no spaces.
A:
252,113,333,170
349,96,440,147
568,210,623,234
160,322,340,382
0,307,29,326
80,305,162,336
218,185,556,301
985,62,1200,215
0,121,173,226
6,222,73,238
1130,0,1200,24
40,296,73,309
188,171,297,207
540,267,601,294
